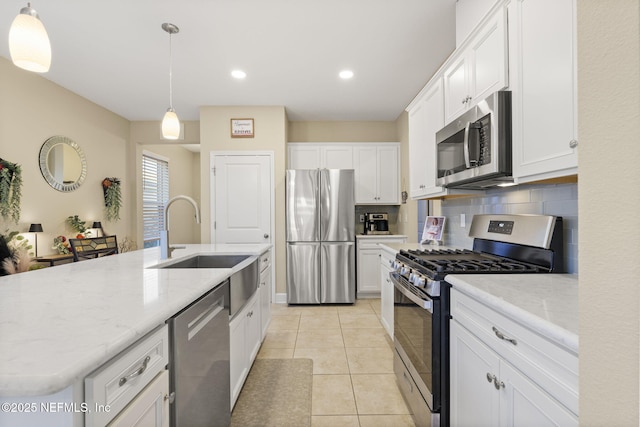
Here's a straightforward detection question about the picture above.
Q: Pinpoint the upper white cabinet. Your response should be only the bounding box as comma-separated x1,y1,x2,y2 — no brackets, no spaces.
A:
509,0,578,182
289,142,401,205
353,144,400,204
443,6,508,123
288,143,353,169
408,78,446,198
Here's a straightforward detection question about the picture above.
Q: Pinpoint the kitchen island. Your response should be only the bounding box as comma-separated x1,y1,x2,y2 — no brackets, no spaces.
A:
0,244,270,426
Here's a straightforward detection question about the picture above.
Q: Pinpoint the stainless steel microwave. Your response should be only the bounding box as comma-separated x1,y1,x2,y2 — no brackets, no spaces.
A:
436,91,512,189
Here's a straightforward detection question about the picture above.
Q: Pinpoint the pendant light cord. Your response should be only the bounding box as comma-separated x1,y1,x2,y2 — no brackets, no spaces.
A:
168,31,173,109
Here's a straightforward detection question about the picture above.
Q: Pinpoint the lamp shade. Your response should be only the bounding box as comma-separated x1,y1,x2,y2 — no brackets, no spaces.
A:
9,4,51,73
162,109,180,139
29,223,43,233
92,222,102,229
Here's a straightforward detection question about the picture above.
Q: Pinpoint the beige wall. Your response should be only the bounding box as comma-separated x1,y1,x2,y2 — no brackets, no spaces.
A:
578,1,640,425
288,121,398,142
0,57,132,255
200,106,287,292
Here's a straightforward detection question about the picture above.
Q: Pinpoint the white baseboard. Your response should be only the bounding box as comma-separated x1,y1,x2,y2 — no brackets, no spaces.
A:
274,293,288,304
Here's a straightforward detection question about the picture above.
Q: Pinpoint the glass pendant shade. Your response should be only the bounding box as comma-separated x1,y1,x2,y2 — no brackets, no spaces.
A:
162,109,180,139
9,5,51,73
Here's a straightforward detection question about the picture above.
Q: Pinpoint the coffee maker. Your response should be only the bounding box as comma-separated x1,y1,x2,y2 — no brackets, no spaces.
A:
364,213,390,235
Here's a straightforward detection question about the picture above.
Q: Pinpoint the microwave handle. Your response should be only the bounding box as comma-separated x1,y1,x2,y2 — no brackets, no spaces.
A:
463,122,472,168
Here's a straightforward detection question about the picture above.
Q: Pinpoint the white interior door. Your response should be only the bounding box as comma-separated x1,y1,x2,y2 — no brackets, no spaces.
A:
212,153,272,244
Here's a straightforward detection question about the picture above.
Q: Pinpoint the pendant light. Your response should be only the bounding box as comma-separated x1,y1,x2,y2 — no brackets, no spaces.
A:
9,2,51,73
161,23,180,140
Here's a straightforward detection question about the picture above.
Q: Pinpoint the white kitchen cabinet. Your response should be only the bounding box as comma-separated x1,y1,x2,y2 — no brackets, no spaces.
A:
450,288,578,426
287,143,353,169
259,249,272,339
108,370,169,427
229,290,261,409
509,0,578,182
408,78,446,199
288,144,320,169
357,236,406,298
353,144,400,204
444,6,508,123
85,326,169,427
379,246,397,338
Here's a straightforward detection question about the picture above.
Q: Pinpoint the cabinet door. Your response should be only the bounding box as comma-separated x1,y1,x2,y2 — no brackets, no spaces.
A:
353,147,378,203
376,145,400,204
288,144,320,169
409,79,446,199
379,263,394,338
108,370,169,427
450,321,500,427
443,54,469,123
510,0,577,182
357,248,382,296
321,145,354,169
469,7,508,103
260,266,272,339
500,362,578,427
246,294,262,364
229,313,247,408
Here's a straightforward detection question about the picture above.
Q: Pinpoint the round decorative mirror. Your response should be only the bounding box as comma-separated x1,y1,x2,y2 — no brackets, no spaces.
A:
39,136,87,192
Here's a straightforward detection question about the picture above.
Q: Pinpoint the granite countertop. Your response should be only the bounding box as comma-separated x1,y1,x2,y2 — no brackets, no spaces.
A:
379,242,579,353
0,244,270,397
447,274,578,353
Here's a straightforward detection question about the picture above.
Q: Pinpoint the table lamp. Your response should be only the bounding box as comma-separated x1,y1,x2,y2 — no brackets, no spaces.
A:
92,222,103,237
29,223,43,257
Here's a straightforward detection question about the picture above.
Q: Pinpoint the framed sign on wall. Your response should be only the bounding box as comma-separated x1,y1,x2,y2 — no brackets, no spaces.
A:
230,118,254,138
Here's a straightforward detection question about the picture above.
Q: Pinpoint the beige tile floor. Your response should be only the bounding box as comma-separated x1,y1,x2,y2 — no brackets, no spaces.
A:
257,299,416,427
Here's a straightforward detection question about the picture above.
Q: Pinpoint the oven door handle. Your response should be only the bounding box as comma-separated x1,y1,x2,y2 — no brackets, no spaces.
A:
390,272,433,313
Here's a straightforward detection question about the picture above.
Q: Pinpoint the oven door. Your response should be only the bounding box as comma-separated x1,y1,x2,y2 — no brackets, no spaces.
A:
391,271,442,413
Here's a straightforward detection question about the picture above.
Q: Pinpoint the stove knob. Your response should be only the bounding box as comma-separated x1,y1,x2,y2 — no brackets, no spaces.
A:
413,275,426,287
400,265,410,275
392,261,400,271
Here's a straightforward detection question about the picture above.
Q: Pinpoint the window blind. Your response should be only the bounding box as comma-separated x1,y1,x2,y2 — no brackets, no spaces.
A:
142,153,169,248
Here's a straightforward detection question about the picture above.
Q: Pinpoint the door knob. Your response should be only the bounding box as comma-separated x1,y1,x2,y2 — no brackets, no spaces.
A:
264,233,269,239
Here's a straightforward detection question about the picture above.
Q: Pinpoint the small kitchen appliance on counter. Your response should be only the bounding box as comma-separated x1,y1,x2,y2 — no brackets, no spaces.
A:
390,214,564,427
364,212,390,235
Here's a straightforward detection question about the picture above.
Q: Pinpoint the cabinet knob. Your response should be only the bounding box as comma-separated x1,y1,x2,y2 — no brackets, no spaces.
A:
569,139,578,149
264,233,269,239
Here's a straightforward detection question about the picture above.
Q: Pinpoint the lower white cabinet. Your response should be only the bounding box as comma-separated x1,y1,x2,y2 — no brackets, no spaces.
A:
357,236,406,298
229,290,262,409
108,370,169,427
85,326,170,427
450,289,578,426
259,250,272,339
379,247,397,338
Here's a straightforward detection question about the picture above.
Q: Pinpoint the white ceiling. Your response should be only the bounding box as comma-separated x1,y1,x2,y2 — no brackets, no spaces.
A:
0,0,456,122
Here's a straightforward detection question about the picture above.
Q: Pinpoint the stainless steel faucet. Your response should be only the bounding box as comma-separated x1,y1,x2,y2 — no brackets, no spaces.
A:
160,195,201,259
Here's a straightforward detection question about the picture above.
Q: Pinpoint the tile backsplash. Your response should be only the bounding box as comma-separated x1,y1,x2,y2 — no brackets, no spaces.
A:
426,183,578,274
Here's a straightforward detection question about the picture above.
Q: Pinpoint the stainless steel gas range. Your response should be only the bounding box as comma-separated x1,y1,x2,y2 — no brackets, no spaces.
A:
390,214,564,427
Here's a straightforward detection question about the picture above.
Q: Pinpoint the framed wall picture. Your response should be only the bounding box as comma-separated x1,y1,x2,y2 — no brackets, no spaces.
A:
421,216,446,243
230,118,254,138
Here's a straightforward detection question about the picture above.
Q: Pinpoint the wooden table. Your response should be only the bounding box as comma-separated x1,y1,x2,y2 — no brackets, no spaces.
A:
35,254,74,266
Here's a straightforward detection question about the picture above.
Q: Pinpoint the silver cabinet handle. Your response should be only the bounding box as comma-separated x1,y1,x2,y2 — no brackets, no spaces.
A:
492,326,517,345
569,139,578,148
264,233,269,239
486,373,505,390
119,356,151,386
486,372,495,383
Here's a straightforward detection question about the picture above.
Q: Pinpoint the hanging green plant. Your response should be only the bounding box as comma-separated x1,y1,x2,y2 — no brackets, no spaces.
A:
102,177,122,222
0,158,23,224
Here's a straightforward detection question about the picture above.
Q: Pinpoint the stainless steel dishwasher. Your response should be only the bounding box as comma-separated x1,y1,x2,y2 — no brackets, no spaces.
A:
169,279,230,427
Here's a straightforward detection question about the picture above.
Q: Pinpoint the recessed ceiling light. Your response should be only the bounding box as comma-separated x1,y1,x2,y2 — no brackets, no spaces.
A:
231,70,246,79
339,70,354,79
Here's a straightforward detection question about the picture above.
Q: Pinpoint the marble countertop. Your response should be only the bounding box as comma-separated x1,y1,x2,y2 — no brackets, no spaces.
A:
0,243,270,397
446,274,579,353
379,242,578,353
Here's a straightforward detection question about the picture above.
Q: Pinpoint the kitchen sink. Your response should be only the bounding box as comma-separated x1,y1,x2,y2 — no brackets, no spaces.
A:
154,254,251,269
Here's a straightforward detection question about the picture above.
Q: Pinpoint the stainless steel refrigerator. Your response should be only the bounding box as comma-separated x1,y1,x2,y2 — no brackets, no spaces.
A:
286,169,355,304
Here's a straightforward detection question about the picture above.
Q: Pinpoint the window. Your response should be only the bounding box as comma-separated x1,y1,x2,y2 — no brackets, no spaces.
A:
142,152,169,248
